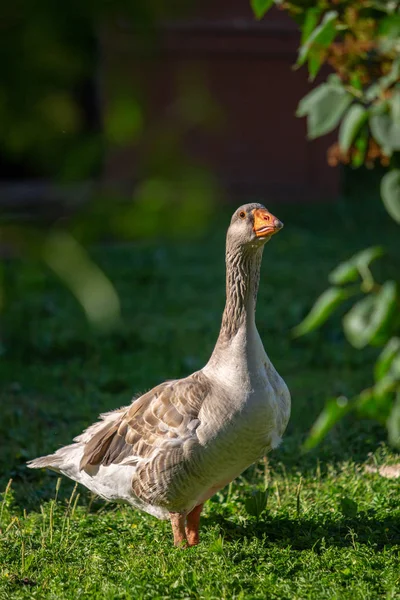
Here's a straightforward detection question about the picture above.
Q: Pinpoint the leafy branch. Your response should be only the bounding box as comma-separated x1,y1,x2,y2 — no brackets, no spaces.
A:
252,0,400,448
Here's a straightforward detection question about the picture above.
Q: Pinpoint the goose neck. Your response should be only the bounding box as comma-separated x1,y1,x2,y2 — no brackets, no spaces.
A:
218,243,263,344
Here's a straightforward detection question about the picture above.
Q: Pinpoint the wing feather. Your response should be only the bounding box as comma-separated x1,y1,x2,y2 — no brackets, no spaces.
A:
79,372,210,477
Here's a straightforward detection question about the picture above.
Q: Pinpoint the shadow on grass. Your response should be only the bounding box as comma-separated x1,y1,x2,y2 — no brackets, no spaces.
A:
205,512,400,550
4,469,399,554
3,417,391,515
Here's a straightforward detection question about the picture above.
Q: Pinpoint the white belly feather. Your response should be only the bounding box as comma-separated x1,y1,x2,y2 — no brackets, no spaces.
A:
188,324,291,508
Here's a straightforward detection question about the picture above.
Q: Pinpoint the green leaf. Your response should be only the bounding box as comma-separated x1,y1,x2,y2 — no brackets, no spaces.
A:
352,127,369,168
378,14,400,38
330,246,383,288
356,380,396,423
296,84,328,118
297,11,338,68
343,281,398,348
354,387,380,420
42,232,121,331
374,372,399,398
387,391,400,449
308,53,324,81
329,261,359,285
304,396,350,450
375,337,400,381
339,105,369,153
381,169,400,224
293,287,355,337
353,246,385,270
340,497,358,518
391,91,400,124
301,7,322,44
370,114,400,152
350,73,363,92
245,489,269,519
296,83,352,140
251,0,274,20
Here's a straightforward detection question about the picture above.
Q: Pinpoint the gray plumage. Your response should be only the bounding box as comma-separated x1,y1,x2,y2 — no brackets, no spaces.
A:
28,203,291,526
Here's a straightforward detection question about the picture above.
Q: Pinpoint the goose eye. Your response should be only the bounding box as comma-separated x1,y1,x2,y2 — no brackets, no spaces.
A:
239,211,246,220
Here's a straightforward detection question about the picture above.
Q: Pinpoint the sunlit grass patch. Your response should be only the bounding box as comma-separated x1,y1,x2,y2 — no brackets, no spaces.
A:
0,197,399,599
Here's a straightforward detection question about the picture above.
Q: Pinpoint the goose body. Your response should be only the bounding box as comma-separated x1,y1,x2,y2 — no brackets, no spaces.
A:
28,203,291,545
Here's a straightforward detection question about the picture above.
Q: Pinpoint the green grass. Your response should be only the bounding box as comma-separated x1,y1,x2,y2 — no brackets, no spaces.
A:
1,195,400,599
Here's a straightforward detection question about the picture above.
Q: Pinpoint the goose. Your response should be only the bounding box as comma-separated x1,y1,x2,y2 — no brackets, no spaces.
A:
28,203,291,547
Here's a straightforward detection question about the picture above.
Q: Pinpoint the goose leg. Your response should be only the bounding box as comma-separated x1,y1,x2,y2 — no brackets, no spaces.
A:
185,503,203,546
169,512,187,547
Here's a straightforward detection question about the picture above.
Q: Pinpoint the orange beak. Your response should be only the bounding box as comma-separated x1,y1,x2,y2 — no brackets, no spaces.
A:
253,208,284,238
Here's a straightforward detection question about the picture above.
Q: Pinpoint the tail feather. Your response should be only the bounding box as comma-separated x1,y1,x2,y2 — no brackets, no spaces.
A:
27,454,63,470
27,408,126,472
26,421,169,520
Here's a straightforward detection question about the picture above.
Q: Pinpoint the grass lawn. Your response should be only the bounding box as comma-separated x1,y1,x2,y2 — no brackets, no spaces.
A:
1,193,399,599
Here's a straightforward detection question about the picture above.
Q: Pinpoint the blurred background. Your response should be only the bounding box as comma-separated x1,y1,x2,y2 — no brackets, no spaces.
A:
1,0,399,503
0,0,337,211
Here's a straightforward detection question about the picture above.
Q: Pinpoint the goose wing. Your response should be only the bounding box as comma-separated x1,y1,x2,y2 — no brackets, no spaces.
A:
77,372,210,502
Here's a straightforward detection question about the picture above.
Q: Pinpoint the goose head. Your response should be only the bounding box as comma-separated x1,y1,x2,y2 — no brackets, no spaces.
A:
227,203,283,249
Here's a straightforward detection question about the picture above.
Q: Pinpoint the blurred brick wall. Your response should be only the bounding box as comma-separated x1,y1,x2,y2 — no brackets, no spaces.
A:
102,2,340,202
